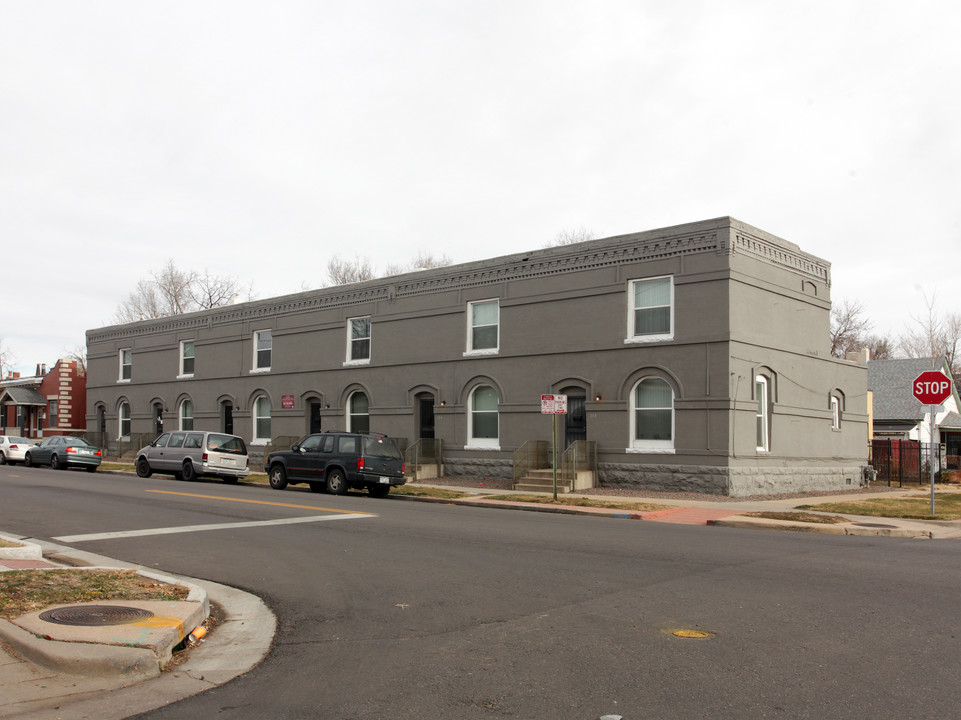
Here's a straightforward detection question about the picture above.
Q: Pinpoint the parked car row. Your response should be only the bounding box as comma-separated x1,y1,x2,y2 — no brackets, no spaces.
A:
4,430,405,499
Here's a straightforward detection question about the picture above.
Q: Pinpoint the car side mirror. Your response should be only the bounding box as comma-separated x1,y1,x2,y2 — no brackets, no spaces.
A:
292,444,300,452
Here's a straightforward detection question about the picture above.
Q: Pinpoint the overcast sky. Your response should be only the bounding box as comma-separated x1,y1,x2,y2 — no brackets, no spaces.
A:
2,1,959,376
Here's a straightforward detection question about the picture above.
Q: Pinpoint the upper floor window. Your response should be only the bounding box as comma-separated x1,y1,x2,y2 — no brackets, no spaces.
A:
346,317,371,364
348,391,370,434
253,395,272,442
466,299,499,355
180,341,195,377
119,349,132,381
253,330,272,372
630,377,674,451
627,276,673,343
756,375,770,452
180,399,194,431
831,395,841,430
119,402,131,439
468,384,499,448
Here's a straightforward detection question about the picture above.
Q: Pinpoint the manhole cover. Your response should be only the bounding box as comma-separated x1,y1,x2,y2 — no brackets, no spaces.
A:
853,522,898,529
38,605,155,626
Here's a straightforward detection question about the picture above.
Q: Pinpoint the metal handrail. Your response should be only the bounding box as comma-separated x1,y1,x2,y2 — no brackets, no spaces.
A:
512,440,549,485
405,438,442,481
559,440,597,485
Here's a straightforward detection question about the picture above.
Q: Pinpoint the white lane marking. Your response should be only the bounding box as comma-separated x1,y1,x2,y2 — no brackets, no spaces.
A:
53,513,374,543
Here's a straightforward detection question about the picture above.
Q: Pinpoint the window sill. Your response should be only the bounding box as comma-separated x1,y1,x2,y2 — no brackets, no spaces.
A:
463,349,499,357
465,444,501,451
625,447,675,454
250,367,271,374
343,359,371,367
624,334,673,345
176,374,195,380
117,379,131,384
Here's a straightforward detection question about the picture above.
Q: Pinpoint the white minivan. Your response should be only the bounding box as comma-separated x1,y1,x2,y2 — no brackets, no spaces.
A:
136,431,249,483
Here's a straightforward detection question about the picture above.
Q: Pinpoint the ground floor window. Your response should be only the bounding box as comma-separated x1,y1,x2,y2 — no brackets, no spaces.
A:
630,377,673,450
468,385,499,448
119,402,131,439
348,392,370,434
180,399,194,431
254,396,271,442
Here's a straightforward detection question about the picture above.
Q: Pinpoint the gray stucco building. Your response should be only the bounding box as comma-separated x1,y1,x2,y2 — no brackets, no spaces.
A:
85,217,869,496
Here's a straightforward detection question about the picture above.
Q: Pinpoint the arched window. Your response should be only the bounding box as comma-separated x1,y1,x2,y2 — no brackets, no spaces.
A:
630,377,674,451
468,385,499,448
119,402,131,440
253,396,272,443
180,399,194,431
348,392,369,434
756,375,770,451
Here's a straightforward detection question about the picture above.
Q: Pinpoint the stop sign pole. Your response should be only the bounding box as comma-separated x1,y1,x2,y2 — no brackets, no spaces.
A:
913,371,952,515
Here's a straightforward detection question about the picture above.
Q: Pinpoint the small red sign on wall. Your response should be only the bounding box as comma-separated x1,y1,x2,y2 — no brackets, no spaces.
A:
281,394,295,409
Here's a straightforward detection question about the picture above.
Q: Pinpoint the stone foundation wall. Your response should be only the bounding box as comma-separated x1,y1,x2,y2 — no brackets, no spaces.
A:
444,457,514,481
599,463,870,497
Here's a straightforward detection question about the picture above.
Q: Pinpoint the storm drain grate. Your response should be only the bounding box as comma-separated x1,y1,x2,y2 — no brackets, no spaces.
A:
38,604,155,626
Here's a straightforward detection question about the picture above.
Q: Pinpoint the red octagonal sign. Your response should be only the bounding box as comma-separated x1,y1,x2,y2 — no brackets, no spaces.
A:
913,371,952,405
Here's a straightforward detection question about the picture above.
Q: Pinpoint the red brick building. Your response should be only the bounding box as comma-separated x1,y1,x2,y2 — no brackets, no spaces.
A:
0,359,87,438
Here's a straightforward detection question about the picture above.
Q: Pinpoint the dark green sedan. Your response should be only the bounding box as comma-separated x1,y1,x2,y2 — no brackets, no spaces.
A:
24,436,102,472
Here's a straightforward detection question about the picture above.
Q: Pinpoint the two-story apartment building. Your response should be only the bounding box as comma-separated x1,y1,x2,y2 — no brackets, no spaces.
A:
85,217,869,496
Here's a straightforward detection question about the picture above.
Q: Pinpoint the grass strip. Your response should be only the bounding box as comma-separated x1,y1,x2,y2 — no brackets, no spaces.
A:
797,492,961,521
0,568,189,621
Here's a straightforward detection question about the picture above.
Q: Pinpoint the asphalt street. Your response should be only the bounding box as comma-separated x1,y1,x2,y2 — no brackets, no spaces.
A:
1,464,959,719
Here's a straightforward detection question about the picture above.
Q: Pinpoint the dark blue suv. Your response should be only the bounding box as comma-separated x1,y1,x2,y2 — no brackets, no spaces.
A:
265,431,406,497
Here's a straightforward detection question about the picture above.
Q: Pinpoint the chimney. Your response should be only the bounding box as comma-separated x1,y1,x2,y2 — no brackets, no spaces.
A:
35,364,41,376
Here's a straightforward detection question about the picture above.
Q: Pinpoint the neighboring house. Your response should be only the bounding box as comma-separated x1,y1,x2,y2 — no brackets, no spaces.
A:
85,216,869,496
867,357,961,468
0,359,87,438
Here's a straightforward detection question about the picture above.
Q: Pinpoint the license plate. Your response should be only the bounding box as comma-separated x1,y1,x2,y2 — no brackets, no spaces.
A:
79,449,91,455
379,477,390,484
221,458,236,466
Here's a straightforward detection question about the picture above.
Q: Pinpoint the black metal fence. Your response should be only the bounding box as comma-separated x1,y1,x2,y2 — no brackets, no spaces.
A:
870,439,945,487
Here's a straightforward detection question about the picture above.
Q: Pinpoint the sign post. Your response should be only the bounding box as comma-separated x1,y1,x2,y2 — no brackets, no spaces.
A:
541,394,568,500
912,371,952,515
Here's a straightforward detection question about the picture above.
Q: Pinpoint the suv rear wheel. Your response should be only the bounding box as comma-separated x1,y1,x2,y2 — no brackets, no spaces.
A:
268,464,288,490
326,468,348,495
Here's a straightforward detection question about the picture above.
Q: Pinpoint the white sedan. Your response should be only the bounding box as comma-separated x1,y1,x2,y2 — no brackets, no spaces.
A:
0,436,39,465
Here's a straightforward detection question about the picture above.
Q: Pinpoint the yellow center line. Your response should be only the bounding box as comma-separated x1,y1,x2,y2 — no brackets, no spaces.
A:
145,489,376,515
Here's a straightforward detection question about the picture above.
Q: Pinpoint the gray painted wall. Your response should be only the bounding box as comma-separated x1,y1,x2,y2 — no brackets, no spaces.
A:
86,217,868,495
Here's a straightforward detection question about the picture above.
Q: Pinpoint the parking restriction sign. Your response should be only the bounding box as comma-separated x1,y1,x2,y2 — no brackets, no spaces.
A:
541,394,568,414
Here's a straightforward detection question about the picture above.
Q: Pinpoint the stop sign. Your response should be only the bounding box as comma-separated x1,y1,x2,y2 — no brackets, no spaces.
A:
913,370,952,405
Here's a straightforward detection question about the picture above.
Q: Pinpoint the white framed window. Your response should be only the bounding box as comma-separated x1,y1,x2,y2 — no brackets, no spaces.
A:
253,395,272,443
119,402,131,439
119,349,132,382
629,377,674,452
180,341,195,377
346,317,371,365
253,330,272,372
48,399,58,429
831,395,841,430
467,385,499,448
756,376,769,452
348,391,370,434
465,299,499,355
180,399,194,431
626,276,673,343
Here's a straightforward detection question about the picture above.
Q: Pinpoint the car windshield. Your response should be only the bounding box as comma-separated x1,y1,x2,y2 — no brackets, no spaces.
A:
207,434,247,454
363,436,402,460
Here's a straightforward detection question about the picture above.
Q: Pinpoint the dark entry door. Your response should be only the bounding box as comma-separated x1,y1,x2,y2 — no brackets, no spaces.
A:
154,404,164,434
309,402,323,434
222,402,234,435
564,395,587,448
419,397,435,439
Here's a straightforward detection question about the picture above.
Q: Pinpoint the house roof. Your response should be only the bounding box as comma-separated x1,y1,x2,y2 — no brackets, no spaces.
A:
867,357,952,421
941,412,961,431
0,387,46,406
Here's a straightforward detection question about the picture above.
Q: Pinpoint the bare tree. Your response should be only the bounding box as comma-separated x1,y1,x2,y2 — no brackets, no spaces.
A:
383,251,452,277
830,299,872,358
899,292,961,376
545,226,595,247
863,334,895,361
0,337,16,379
63,346,87,375
327,255,376,285
114,261,248,323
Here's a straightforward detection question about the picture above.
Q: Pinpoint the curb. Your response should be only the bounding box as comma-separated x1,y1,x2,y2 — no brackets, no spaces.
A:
709,517,934,538
0,533,43,560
